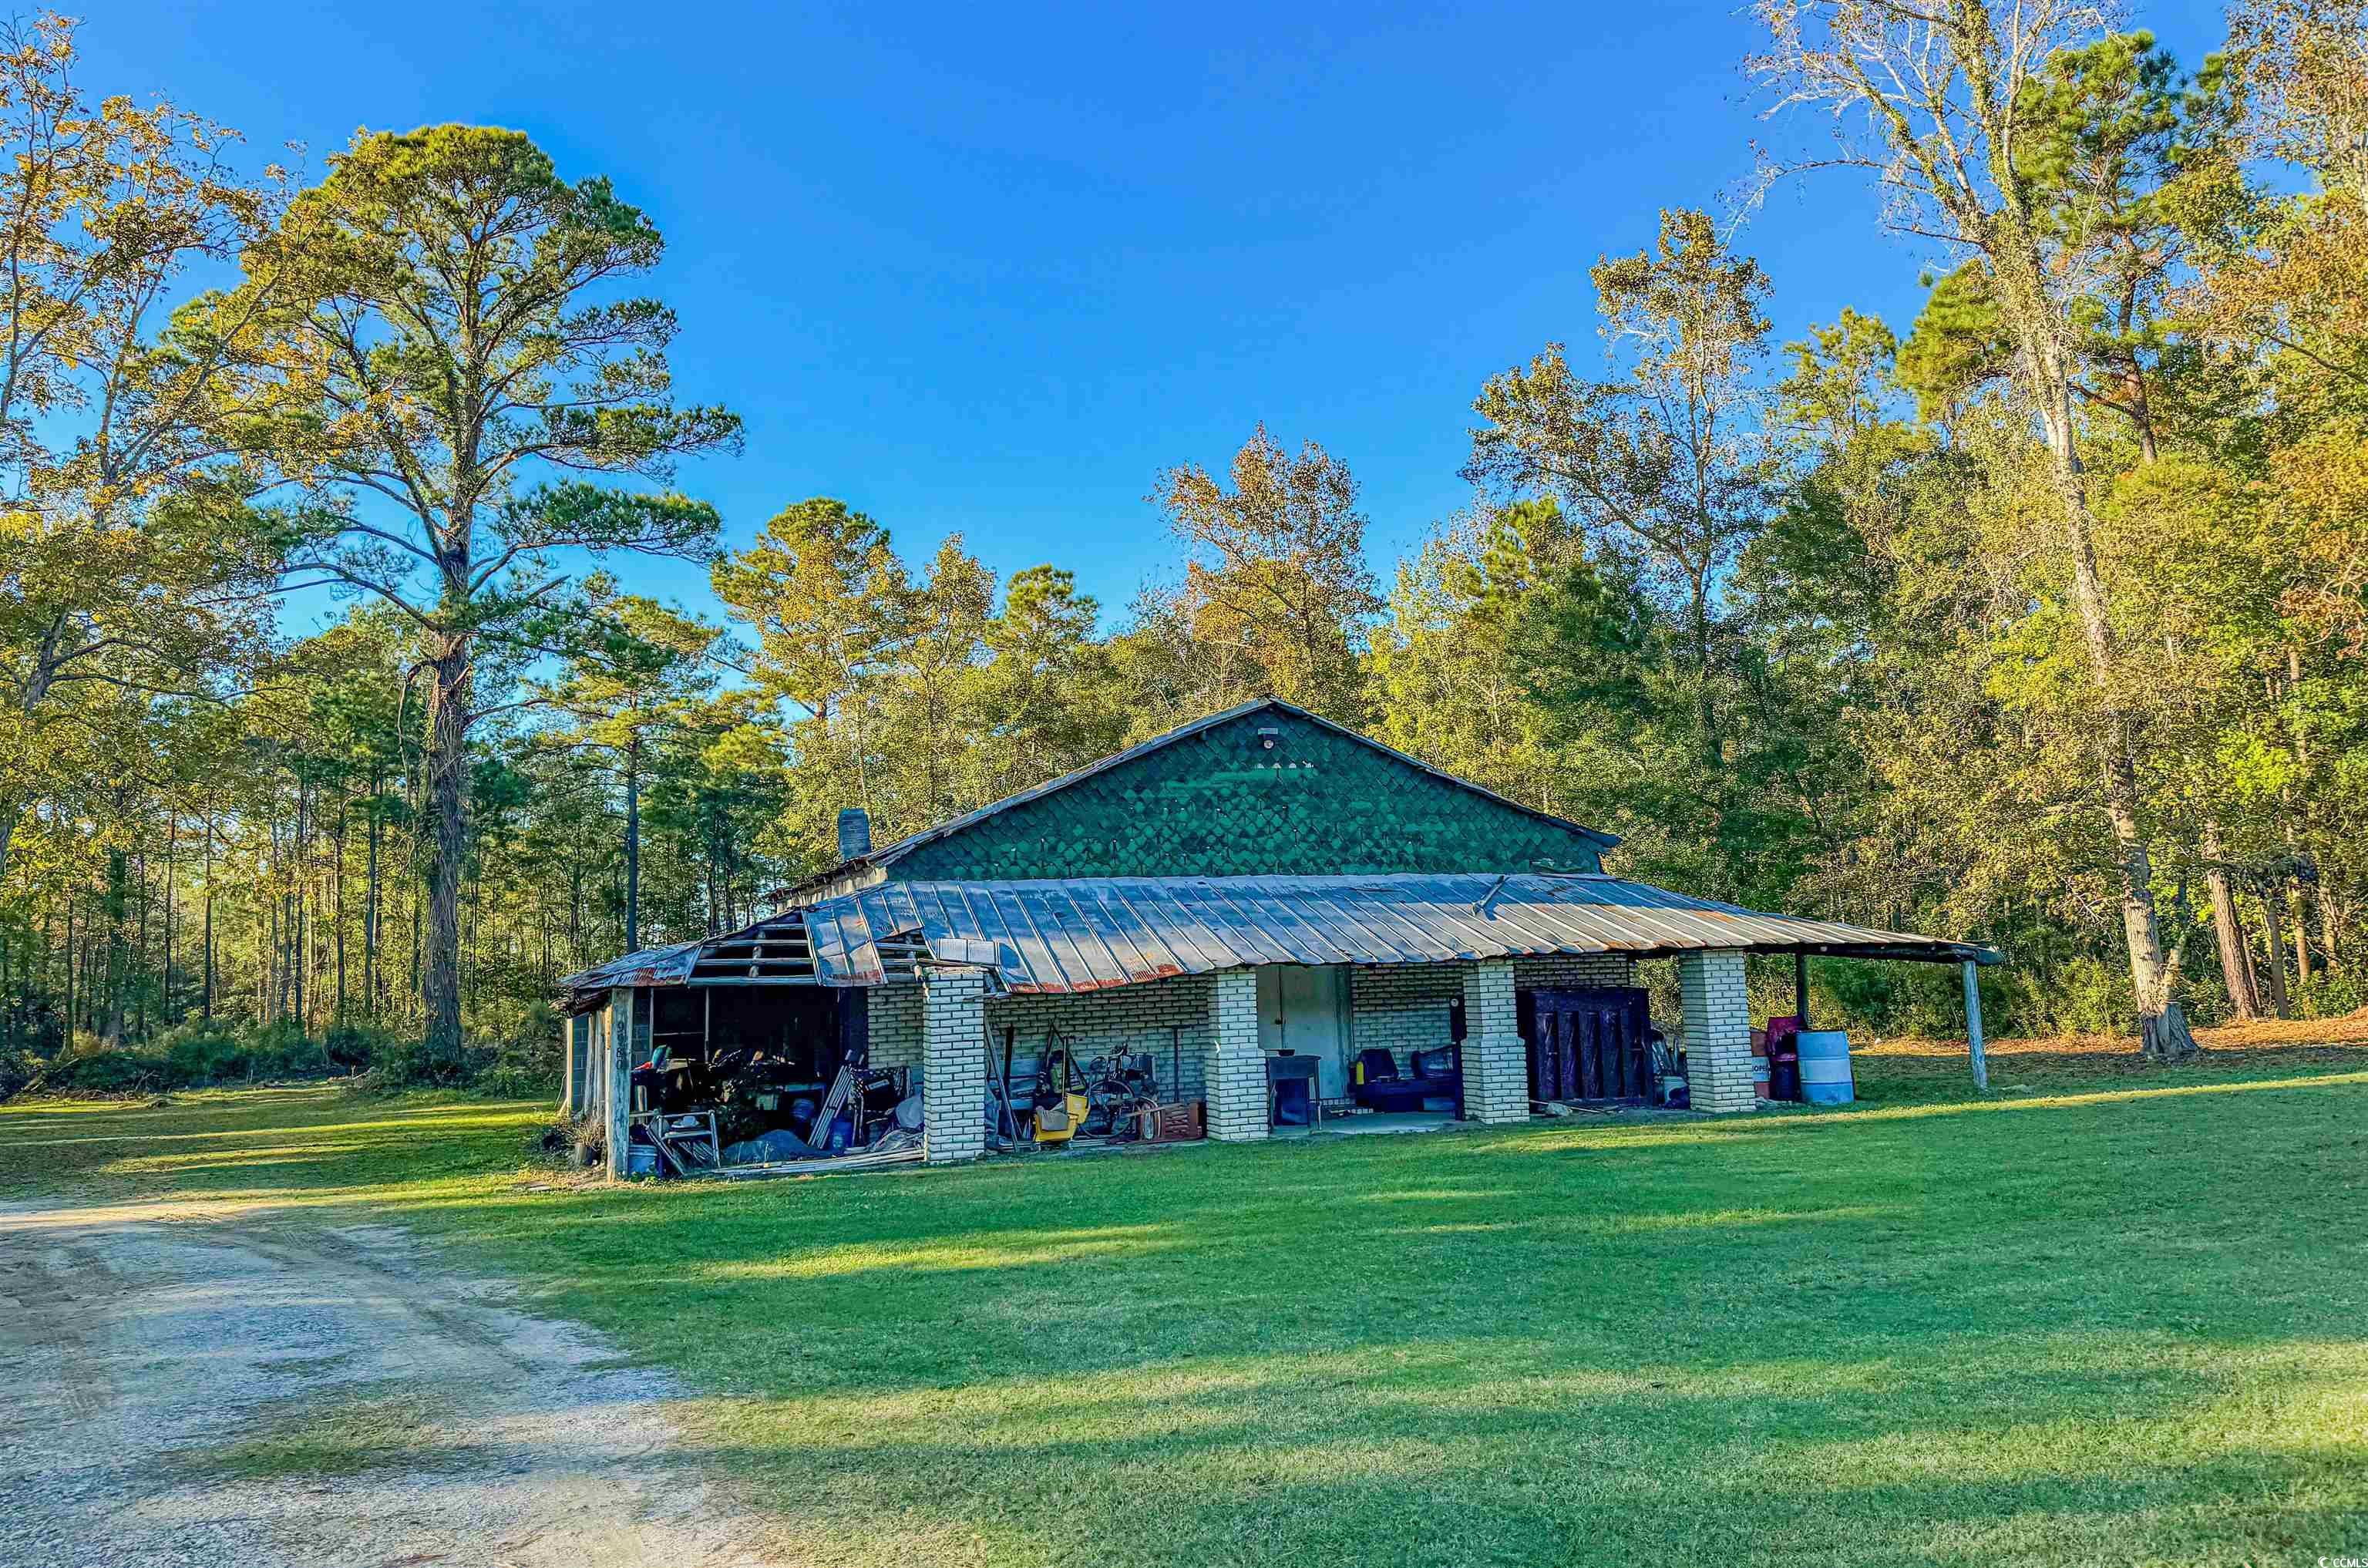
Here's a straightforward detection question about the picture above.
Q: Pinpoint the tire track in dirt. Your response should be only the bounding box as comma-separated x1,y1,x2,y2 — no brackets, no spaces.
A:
0,1200,782,1568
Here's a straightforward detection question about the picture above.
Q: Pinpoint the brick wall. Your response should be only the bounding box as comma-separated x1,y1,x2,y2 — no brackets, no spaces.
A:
1678,950,1755,1113
984,975,1212,1104
1348,965,1460,1070
1349,955,1637,1075
868,983,923,1071
1515,953,1636,992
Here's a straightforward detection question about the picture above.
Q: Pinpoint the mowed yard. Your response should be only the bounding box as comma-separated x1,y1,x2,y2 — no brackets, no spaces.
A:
5,1025,2368,1567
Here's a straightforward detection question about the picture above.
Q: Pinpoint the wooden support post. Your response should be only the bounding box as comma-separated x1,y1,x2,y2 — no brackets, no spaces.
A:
1962,961,1988,1092
1794,950,1810,1028
606,987,634,1179
560,1012,575,1117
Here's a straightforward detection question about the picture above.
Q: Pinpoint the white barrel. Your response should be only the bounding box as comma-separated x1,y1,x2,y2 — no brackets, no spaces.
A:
1796,1031,1854,1105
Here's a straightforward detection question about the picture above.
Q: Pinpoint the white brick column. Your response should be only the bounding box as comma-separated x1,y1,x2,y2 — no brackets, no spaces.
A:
1205,967,1268,1141
1680,950,1756,1113
921,966,991,1165
1460,960,1528,1123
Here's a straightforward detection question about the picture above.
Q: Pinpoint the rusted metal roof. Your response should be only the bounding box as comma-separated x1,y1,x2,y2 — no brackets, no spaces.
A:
802,874,1995,992
560,937,706,999
558,873,1995,1004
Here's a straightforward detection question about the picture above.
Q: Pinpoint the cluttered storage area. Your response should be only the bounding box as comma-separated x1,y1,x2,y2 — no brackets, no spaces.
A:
558,948,1852,1183
557,888,1996,1179
559,972,1217,1180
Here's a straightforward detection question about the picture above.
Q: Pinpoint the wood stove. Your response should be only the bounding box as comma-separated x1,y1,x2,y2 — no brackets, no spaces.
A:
1266,1053,1320,1127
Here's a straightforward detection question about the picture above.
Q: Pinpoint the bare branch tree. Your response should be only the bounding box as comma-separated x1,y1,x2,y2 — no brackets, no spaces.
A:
1750,0,2200,1058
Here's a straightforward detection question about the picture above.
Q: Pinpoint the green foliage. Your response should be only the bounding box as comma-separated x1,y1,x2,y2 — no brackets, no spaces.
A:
1895,261,2015,420
1141,425,1383,726
18,1018,344,1095
8,8,2368,1075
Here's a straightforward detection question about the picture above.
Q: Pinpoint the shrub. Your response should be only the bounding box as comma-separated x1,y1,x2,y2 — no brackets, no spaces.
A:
156,1018,251,1084
2,1008,569,1103
478,1001,563,1097
42,1048,174,1094
360,1033,486,1091
2292,971,2367,1021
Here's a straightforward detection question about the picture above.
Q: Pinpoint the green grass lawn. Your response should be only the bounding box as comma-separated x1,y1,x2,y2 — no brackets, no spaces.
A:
5,1038,2367,1566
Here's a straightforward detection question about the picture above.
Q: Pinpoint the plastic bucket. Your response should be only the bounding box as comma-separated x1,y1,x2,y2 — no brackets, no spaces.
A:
1796,1031,1854,1105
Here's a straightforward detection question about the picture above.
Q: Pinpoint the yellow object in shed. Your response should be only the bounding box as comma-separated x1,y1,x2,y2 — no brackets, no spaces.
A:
1034,1091,1089,1145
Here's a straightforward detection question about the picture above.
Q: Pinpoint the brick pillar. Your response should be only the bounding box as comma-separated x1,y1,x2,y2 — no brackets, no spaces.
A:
1680,950,1756,1113
1205,967,1268,1141
1461,960,1528,1124
921,965,990,1165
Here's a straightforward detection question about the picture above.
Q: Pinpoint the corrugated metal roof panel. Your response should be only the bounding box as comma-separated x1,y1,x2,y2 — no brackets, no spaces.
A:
796,873,1996,993
564,873,1999,1001
558,939,703,1001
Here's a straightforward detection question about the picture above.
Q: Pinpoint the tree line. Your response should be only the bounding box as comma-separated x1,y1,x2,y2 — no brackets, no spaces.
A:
3,0,2363,1089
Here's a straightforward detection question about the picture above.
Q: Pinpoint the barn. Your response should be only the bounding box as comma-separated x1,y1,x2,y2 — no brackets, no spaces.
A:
560,699,1996,1175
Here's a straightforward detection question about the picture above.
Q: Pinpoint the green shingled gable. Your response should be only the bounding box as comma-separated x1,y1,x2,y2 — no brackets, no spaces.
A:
886,707,1606,881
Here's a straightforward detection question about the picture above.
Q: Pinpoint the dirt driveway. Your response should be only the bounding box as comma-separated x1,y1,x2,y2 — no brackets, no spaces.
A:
0,1198,779,1568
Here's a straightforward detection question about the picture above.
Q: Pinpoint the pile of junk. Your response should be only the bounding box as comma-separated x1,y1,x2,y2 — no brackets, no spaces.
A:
983,1026,1206,1151
618,986,1204,1181
617,987,924,1179
626,1043,928,1179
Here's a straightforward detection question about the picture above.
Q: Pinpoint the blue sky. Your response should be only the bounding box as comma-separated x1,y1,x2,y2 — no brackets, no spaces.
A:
92,0,2228,632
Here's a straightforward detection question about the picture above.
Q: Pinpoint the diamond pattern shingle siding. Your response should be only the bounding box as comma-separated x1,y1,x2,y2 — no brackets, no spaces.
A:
888,708,1606,882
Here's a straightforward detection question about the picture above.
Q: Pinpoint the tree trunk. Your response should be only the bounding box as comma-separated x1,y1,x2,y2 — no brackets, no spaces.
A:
421,632,472,1063
334,792,348,1030
2028,348,2196,1061
162,819,177,1025
2261,889,2292,1018
2291,884,2314,991
293,776,308,1035
0,790,20,901
200,819,214,1021
409,870,422,1020
2200,819,2259,1023
2316,876,2342,968
136,845,150,1041
101,846,127,1048
624,732,641,953
1688,575,1723,808
364,772,382,1021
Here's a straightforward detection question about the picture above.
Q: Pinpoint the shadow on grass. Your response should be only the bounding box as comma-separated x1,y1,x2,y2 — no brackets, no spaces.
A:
150,1328,2364,1567
11,1058,2367,1566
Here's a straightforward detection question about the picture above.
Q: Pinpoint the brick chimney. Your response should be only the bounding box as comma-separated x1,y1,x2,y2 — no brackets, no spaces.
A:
836,807,872,861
